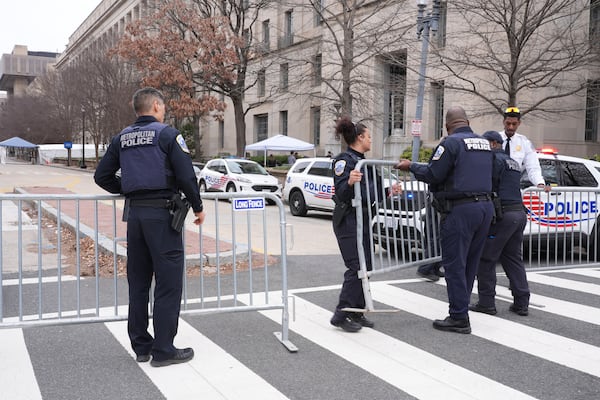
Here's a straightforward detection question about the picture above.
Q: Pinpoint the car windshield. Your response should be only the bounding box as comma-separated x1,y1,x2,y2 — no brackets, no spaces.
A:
226,160,268,175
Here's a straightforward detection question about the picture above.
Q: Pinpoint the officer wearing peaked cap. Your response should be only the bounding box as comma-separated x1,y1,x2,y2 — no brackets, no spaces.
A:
397,106,494,334
94,87,205,367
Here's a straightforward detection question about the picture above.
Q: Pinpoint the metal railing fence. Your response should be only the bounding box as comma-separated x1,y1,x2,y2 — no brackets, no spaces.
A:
0,191,296,352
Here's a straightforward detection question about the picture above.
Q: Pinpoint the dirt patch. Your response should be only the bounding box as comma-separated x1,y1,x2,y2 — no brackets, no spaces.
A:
21,204,278,278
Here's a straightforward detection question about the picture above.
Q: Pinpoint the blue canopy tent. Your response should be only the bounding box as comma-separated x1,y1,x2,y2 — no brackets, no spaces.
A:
0,136,38,148
0,136,38,163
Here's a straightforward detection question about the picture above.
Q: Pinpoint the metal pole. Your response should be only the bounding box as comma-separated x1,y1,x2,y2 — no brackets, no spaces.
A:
81,107,87,169
411,0,440,162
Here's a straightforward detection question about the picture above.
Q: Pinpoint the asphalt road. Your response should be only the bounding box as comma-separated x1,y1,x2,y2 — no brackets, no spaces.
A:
1,161,600,400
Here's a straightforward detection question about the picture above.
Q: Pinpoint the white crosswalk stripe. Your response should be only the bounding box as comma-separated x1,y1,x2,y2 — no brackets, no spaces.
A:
1,269,599,399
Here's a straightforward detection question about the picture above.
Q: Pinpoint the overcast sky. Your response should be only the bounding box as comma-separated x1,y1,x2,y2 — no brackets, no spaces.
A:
0,0,100,55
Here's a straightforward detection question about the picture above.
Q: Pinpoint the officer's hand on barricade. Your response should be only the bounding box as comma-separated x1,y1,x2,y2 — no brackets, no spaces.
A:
348,169,363,186
537,183,551,193
194,211,206,225
395,159,411,171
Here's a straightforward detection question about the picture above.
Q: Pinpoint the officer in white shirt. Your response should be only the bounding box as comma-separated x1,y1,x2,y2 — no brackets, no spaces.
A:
499,106,549,191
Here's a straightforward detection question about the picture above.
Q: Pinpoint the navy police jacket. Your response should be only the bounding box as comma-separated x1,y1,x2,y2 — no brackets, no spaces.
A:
492,149,523,206
332,147,386,209
94,115,203,213
410,126,493,199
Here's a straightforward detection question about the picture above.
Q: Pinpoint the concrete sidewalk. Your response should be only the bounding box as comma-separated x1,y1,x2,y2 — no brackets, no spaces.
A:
13,186,237,267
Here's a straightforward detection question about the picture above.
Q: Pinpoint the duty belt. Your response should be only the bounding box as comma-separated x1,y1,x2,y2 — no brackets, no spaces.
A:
128,198,171,208
502,203,526,212
450,194,491,206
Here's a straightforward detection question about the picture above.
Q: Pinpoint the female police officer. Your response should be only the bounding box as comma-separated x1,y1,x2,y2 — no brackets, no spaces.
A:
330,116,402,332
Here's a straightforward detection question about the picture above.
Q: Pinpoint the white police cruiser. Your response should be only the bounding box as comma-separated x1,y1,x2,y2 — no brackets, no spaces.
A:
198,158,282,201
283,157,402,217
372,150,600,259
282,157,335,216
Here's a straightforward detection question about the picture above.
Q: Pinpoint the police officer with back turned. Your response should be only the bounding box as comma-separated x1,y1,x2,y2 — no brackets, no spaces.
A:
397,106,494,334
469,131,531,317
94,87,205,367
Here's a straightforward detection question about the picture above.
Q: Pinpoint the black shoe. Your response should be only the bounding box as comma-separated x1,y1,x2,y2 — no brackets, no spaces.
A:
351,314,375,328
432,316,471,334
135,354,151,363
509,304,529,316
435,267,445,277
417,270,440,282
330,316,362,332
468,303,497,315
150,348,194,367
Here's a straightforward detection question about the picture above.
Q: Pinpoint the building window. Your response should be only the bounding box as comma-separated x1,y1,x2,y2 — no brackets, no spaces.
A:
432,81,445,140
255,114,269,141
314,0,324,27
311,107,321,145
591,0,600,39
285,10,293,38
585,80,600,142
278,10,294,48
219,120,225,149
258,68,266,97
436,2,447,48
387,61,406,136
262,19,270,50
313,54,322,86
280,63,288,92
280,110,288,135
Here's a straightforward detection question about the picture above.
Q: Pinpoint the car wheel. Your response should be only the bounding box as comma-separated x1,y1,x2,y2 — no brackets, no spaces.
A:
226,183,236,202
289,190,308,216
199,180,207,192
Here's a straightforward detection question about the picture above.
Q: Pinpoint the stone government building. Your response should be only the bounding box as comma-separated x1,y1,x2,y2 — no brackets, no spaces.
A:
4,0,600,159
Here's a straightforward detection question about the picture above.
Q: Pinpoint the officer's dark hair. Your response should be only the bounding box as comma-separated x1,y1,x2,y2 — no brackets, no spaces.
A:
132,87,165,115
336,116,366,145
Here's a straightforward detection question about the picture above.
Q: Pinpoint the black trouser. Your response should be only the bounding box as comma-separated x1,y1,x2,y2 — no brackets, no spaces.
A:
476,209,530,308
332,212,372,320
126,206,184,361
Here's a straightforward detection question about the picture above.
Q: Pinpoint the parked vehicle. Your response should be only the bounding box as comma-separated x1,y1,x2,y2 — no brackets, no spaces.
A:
283,157,401,217
372,150,600,259
198,158,282,201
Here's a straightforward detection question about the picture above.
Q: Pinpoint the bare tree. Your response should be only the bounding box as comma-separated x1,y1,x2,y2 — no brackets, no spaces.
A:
115,0,276,157
432,0,599,118
279,0,413,124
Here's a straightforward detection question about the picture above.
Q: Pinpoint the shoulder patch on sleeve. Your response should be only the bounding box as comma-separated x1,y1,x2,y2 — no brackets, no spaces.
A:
432,146,445,161
334,160,346,176
176,134,190,153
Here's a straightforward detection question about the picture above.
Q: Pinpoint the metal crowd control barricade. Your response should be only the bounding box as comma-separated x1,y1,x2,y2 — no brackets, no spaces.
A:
342,159,441,314
522,186,600,271
0,191,297,353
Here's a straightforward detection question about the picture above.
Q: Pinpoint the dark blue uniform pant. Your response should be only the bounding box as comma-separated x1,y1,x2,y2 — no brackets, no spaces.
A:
126,206,184,361
476,210,530,308
441,201,494,320
332,213,372,320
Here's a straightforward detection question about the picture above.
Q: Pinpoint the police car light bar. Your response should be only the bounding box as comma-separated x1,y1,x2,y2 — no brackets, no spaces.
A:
538,147,558,155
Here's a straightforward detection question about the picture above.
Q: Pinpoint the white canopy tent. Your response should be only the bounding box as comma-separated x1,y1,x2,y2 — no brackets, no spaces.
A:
245,134,315,166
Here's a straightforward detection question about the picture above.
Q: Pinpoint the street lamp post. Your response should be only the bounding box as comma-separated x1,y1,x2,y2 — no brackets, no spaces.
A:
80,107,87,169
411,0,440,162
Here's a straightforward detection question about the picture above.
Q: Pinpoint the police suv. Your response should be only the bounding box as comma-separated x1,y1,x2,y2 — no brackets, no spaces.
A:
282,157,335,216
198,158,282,200
373,150,600,259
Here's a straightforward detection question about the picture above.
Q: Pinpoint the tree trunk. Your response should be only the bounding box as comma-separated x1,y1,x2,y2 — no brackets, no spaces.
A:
232,95,246,157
